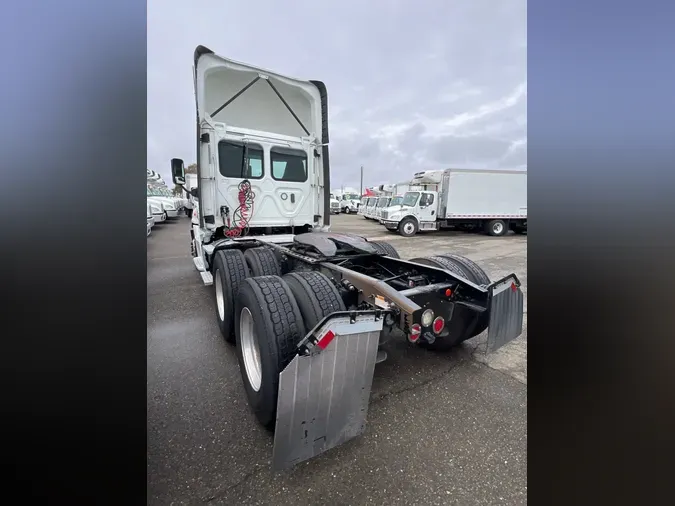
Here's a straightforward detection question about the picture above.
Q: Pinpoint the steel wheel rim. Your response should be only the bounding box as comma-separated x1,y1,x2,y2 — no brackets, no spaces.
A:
493,222,504,234
215,269,225,321
240,307,262,392
403,222,414,235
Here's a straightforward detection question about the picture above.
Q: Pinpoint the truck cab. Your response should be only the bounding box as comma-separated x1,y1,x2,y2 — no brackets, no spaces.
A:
339,192,360,214
166,46,525,471
363,197,378,219
378,195,404,223
381,190,439,236
374,196,392,220
357,197,367,215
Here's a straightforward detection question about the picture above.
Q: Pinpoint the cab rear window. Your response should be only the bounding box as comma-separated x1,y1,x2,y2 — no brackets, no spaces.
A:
218,141,264,179
271,147,307,182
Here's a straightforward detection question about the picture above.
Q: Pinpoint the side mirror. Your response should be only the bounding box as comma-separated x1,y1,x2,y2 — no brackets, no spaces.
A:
171,158,185,185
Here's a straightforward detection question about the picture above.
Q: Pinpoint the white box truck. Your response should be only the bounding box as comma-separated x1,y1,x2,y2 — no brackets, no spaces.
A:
380,168,527,237
169,46,524,471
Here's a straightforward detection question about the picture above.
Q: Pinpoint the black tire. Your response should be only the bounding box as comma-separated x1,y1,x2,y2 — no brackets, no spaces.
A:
398,217,418,237
485,219,508,237
283,271,346,330
234,276,307,429
410,256,469,279
244,247,282,277
370,241,401,259
212,250,250,343
436,253,491,286
344,207,350,214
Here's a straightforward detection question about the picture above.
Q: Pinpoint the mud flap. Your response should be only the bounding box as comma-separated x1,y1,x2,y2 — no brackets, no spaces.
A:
272,312,384,471
486,274,524,354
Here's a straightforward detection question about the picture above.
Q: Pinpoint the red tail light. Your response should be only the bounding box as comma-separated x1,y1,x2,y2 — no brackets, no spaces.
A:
433,317,445,334
408,323,421,343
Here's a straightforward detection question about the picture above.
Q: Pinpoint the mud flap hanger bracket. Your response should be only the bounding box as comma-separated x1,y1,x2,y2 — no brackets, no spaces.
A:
209,74,311,136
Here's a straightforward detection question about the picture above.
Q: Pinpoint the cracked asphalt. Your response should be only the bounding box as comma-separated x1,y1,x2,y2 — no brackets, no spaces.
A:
147,214,527,505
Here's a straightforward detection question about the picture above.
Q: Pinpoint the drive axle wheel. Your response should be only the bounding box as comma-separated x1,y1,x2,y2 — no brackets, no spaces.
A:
283,271,346,329
244,247,282,277
369,241,401,259
410,255,492,348
437,253,491,287
234,276,306,429
436,253,492,339
410,256,469,279
213,250,250,343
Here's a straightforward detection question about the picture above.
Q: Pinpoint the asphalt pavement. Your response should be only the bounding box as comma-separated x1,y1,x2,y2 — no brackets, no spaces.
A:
147,214,527,505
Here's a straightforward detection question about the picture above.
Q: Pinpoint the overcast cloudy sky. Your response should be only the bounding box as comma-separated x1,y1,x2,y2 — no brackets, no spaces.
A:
148,0,526,189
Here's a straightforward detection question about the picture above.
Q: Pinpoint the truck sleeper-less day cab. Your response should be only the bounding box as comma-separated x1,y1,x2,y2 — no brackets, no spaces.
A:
147,186,181,218
381,169,527,237
171,46,524,471
338,192,360,214
374,195,392,220
363,196,379,219
378,194,404,223
357,196,367,216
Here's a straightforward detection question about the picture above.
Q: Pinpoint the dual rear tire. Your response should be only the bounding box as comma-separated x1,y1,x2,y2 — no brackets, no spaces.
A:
213,249,345,429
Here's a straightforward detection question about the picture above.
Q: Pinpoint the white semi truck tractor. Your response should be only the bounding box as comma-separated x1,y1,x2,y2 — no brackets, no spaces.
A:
170,46,525,471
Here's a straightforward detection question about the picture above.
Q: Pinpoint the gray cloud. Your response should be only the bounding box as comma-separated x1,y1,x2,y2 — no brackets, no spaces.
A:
148,0,526,189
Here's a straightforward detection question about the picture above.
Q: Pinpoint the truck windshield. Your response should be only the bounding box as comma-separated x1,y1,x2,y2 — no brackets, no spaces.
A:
377,198,390,208
389,196,403,206
147,188,169,197
402,192,420,206
343,193,359,201
367,198,376,206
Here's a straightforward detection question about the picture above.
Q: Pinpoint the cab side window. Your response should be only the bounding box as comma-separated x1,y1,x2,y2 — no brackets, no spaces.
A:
420,193,434,207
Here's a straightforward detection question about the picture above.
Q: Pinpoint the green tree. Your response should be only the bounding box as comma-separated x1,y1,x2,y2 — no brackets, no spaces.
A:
185,163,197,174
172,185,182,196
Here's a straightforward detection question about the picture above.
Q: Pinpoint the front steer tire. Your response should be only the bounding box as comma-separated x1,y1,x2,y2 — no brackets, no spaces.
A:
283,271,346,330
398,217,418,237
212,250,250,344
234,276,307,429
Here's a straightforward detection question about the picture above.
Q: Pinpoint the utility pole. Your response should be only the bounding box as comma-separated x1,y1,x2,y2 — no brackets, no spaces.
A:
360,165,364,196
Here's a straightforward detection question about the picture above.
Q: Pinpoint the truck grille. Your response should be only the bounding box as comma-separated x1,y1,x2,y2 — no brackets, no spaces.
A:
382,211,388,219
331,202,339,208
